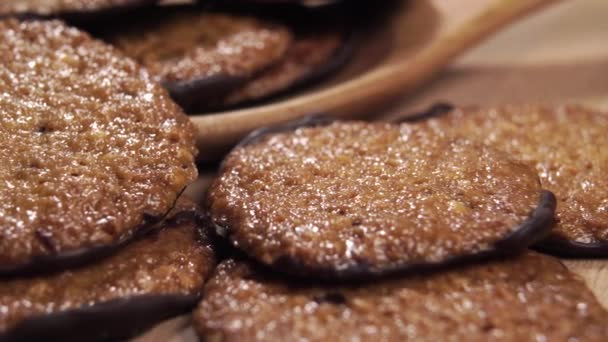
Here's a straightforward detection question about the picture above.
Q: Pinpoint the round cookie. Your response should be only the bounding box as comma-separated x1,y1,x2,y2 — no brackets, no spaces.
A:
0,198,216,342
221,29,353,107
0,0,156,19
0,20,198,275
208,118,555,279
408,105,608,257
194,254,608,341
108,9,292,111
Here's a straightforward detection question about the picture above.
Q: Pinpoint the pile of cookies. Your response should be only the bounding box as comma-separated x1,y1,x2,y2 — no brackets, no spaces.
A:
0,0,356,113
198,111,608,340
404,104,608,257
102,4,355,112
1,0,608,341
0,17,216,340
0,1,354,340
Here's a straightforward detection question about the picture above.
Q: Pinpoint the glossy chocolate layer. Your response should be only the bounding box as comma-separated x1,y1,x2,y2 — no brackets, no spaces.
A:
195,254,608,341
222,29,353,107
0,20,198,275
409,105,608,257
0,202,216,342
209,120,554,278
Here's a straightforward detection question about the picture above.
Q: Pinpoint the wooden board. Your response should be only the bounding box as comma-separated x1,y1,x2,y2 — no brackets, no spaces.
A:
137,0,608,340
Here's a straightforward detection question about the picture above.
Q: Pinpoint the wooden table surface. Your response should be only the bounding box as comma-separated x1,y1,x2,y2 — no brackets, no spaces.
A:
381,0,608,117
144,1,608,340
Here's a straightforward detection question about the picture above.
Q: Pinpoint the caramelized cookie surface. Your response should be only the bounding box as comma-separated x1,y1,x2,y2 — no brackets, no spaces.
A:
110,10,292,110
209,121,552,278
0,199,216,341
195,254,607,341
0,20,198,274
223,30,347,106
416,105,608,255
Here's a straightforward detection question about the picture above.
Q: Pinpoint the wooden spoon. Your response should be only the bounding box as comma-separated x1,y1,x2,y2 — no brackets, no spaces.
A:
191,0,559,159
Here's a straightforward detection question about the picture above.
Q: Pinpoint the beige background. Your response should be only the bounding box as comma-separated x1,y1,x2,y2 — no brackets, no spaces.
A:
383,0,608,117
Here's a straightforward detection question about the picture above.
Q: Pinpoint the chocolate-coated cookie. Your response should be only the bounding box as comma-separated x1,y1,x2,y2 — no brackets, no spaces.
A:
194,253,607,341
0,199,216,342
109,9,292,111
222,29,352,107
0,20,198,275
408,105,608,257
208,119,555,279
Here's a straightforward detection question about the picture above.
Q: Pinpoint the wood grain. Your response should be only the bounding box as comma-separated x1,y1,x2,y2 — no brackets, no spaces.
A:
565,260,608,309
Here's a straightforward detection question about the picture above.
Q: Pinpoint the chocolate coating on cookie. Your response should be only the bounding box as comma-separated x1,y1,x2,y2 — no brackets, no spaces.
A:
0,200,216,342
195,254,608,341
109,10,292,111
412,105,608,257
0,20,198,275
222,29,352,107
208,121,554,278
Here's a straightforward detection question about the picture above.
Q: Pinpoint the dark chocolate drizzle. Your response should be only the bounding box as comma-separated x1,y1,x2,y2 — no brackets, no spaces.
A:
0,188,188,278
534,237,608,258
0,294,198,342
265,191,557,280
0,207,209,342
212,114,558,280
166,74,250,114
222,28,359,111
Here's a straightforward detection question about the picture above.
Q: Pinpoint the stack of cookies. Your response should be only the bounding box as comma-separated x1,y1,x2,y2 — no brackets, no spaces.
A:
403,104,608,257
0,0,357,113
106,3,356,112
2,0,608,341
0,17,217,341
0,1,357,340
198,113,608,340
